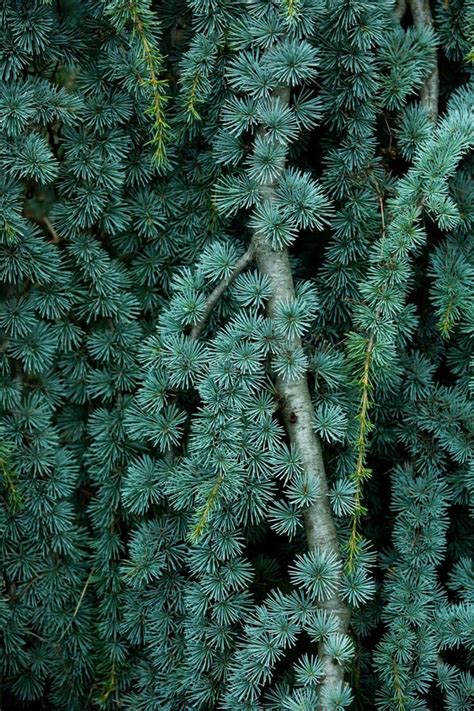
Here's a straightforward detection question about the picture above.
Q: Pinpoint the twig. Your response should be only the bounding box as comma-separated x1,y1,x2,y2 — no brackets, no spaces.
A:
57,568,94,642
15,574,43,600
346,177,387,568
408,0,439,119
42,216,61,244
190,245,255,339
189,474,223,540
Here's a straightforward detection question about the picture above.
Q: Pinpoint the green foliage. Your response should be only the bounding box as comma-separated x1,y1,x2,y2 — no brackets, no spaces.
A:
0,0,472,709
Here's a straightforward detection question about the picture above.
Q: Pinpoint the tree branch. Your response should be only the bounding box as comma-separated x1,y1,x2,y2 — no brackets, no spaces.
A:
409,0,439,119
252,88,350,707
190,245,255,340
42,215,61,244
394,0,407,21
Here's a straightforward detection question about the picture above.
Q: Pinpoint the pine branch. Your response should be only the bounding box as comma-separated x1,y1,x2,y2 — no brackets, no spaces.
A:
346,336,373,570
186,247,256,532
252,88,350,706
409,0,439,119
189,245,255,339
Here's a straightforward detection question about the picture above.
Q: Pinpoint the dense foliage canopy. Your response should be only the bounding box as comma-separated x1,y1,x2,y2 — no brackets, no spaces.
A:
0,1,472,709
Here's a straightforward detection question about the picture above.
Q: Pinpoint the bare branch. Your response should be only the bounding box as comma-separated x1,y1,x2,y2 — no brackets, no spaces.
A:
409,0,439,119
190,245,255,340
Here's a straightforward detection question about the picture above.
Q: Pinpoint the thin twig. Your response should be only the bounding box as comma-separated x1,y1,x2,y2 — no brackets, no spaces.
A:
347,177,388,568
42,216,61,244
57,569,94,642
190,245,255,339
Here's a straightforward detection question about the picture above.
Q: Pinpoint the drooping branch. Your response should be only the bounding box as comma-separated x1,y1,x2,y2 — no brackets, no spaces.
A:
190,245,255,340
252,89,350,706
346,179,387,568
409,0,439,119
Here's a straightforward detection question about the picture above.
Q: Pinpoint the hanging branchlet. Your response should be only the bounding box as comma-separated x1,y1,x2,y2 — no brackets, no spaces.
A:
130,3,170,164
345,173,387,571
345,334,374,571
105,0,171,165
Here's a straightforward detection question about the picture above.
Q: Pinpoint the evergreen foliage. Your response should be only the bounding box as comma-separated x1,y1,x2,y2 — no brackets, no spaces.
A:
0,0,472,709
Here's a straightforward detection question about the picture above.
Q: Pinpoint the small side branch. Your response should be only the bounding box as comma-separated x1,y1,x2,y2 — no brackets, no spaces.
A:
24,211,62,244
190,245,255,340
42,216,61,244
58,568,94,642
409,0,439,119
189,474,223,541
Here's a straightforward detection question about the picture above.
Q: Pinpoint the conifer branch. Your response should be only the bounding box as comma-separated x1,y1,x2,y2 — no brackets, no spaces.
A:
190,246,255,340
346,179,386,569
127,0,171,165
186,71,203,121
346,337,373,570
252,88,350,706
408,0,439,119
187,246,256,536
189,474,223,541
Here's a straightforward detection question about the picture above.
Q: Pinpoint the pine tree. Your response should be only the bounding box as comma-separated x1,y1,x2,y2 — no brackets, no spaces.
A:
0,1,472,709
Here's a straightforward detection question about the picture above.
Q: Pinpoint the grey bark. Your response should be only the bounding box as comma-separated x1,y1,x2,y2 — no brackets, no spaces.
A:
252,88,350,709
394,0,407,20
409,0,439,119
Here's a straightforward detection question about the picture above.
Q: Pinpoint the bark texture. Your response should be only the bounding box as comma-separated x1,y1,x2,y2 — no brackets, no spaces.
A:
409,0,439,119
252,88,350,709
